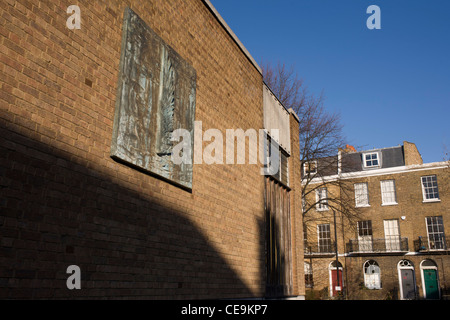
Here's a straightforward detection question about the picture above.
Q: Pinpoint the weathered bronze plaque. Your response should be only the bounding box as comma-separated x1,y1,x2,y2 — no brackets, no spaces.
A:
111,8,196,190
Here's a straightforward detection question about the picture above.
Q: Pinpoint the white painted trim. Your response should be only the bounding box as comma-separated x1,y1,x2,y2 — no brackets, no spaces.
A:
422,199,441,203
420,260,440,300
315,188,329,211
328,262,344,297
425,216,446,251
383,219,401,252
305,161,449,185
303,160,318,177
317,223,331,252
337,150,342,175
380,179,397,206
354,182,370,207
362,151,381,169
420,174,440,202
397,260,416,300
363,260,381,290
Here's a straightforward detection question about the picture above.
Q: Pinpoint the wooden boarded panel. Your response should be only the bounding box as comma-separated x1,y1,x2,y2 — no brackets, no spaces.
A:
265,177,292,297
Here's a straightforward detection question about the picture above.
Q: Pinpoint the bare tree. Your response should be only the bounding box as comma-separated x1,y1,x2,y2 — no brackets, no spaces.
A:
262,62,345,160
262,62,362,234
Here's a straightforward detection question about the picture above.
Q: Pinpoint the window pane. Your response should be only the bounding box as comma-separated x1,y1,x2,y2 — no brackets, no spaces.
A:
316,188,328,210
364,153,379,167
384,219,400,251
358,220,373,236
422,175,439,200
355,183,369,207
364,260,381,289
318,224,332,252
381,180,397,204
426,216,446,250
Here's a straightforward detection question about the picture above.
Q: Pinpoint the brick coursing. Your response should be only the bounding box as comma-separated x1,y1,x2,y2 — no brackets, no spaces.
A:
0,0,304,298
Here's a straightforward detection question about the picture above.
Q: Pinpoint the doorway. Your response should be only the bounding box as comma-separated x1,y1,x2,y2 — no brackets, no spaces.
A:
420,260,440,300
398,260,417,300
329,261,343,297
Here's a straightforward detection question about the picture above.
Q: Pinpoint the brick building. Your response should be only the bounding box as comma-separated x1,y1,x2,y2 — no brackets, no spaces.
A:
0,0,305,299
303,142,450,299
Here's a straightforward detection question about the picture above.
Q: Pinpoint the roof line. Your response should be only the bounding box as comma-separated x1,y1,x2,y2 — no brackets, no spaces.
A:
202,0,262,75
305,161,449,184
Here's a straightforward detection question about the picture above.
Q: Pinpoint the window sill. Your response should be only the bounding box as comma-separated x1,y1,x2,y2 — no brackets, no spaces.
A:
363,166,381,170
356,204,371,208
316,208,329,212
422,199,441,203
381,202,398,206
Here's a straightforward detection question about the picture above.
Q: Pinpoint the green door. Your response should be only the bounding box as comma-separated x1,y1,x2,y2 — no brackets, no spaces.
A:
424,269,439,299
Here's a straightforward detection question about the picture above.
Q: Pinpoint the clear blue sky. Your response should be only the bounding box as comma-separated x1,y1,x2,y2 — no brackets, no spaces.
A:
210,0,450,163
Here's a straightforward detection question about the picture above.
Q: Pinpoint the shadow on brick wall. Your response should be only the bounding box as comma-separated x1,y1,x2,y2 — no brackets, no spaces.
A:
0,121,260,299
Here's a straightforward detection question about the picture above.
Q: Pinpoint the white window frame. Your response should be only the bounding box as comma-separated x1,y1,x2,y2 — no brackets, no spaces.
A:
363,152,381,169
421,175,440,202
328,261,344,297
357,220,373,252
303,160,317,176
420,260,440,300
384,219,401,251
397,260,416,300
304,262,314,288
380,179,397,206
426,216,446,250
317,224,332,253
316,187,329,211
354,182,370,207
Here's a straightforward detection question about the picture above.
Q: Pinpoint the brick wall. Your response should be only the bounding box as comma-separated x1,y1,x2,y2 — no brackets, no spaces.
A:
0,0,303,299
404,141,423,166
288,110,305,297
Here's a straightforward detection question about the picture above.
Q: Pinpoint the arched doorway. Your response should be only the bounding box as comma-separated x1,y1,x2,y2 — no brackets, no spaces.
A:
329,261,343,297
363,260,381,290
420,259,440,300
398,260,416,300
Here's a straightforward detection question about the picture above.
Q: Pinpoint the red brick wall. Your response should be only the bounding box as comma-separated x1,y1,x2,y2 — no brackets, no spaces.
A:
0,0,303,299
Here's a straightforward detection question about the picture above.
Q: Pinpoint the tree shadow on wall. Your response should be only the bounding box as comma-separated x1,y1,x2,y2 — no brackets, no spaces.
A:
0,121,261,299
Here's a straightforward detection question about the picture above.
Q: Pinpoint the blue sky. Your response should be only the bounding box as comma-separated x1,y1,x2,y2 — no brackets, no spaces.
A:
210,0,450,163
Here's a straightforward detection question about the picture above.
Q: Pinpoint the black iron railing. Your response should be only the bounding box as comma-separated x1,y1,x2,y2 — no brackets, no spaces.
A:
414,235,449,252
304,241,336,256
346,237,408,253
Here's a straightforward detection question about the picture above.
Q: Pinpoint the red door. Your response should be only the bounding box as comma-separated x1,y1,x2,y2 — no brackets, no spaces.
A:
331,269,343,297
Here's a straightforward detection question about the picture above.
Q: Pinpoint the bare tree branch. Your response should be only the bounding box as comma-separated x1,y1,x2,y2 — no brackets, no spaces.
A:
262,61,363,234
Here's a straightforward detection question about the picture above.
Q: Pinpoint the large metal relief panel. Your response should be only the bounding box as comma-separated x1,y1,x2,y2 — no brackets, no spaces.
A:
111,8,196,190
